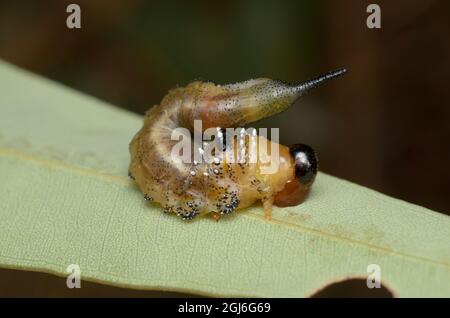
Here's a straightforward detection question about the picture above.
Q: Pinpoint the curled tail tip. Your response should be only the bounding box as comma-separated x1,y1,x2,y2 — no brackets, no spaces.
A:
317,67,348,80
332,67,348,76
295,67,348,94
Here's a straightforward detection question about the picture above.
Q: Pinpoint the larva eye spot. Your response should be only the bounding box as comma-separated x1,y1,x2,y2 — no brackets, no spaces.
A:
289,144,318,185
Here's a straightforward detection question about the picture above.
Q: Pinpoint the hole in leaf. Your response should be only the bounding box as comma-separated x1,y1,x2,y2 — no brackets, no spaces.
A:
310,278,394,298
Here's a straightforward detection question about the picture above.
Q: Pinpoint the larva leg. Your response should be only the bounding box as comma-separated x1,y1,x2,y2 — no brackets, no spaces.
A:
263,197,274,221
212,212,221,222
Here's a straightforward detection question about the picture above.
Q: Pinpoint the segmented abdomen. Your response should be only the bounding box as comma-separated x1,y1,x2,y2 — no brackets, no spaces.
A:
129,86,264,220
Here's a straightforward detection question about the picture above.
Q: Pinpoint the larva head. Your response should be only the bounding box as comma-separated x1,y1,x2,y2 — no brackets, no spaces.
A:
273,143,318,207
290,144,318,185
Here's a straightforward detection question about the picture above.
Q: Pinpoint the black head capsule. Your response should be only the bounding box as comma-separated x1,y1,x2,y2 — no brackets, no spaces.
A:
289,144,318,185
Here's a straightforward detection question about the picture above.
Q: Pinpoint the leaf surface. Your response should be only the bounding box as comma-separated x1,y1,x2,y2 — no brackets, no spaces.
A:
0,61,449,297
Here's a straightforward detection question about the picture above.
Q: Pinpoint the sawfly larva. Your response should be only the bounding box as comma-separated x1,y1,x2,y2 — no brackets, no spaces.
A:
129,68,346,221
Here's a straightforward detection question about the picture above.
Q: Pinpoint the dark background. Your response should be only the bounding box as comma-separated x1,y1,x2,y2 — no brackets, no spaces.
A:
0,0,448,297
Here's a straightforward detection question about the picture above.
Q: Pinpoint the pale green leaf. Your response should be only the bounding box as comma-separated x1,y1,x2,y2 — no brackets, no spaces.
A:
0,60,449,297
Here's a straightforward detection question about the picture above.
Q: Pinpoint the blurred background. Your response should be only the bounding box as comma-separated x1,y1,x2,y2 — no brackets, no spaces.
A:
0,0,449,296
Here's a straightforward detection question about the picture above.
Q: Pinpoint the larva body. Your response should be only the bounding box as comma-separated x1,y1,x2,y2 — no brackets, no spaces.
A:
129,69,346,221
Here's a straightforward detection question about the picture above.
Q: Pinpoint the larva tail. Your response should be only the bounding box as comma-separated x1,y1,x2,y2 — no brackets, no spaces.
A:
292,68,347,95
180,68,347,130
